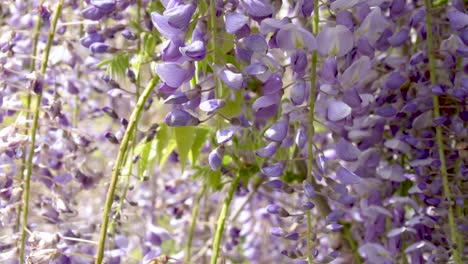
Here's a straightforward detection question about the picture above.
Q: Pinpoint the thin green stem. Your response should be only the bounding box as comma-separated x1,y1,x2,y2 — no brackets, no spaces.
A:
185,184,207,262
95,76,158,264
209,0,219,97
454,157,464,260
210,174,241,264
15,2,44,233
136,0,142,52
108,150,133,235
230,177,263,222
19,1,64,263
424,1,460,263
343,225,361,263
306,2,319,263
73,0,85,127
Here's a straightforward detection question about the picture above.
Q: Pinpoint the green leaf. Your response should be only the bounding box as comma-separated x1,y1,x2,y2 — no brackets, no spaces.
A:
159,139,177,169
156,123,169,163
135,139,152,180
133,136,158,181
218,90,242,118
174,126,196,171
221,32,234,55
103,53,129,81
190,127,210,166
143,33,158,57
208,170,222,191
192,166,222,191
432,0,448,7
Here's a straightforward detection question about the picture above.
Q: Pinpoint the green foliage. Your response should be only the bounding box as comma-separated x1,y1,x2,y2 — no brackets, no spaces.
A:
142,33,158,57
133,135,158,181
174,126,196,171
156,123,170,163
95,53,129,81
218,90,242,118
432,0,448,7
190,127,210,166
193,166,222,191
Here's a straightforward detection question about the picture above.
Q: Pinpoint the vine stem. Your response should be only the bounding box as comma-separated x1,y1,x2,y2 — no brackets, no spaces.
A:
306,1,319,263
15,0,44,233
19,1,64,263
229,177,263,222
185,183,207,262
95,76,158,264
209,0,217,96
424,1,461,263
210,174,241,264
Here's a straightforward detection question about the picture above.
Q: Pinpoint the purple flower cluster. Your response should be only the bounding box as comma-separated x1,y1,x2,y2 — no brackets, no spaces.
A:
0,0,467,263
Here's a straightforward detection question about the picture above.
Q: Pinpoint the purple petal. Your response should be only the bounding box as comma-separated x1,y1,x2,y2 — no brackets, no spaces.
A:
290,81,306,105
208,146,224,170
220,70,244,90
303,180,315,199
390,0,405,18
342,86,362,108
265,179,284,190
154,62,194,88
151,12,184,40
284,232,299,241
377,164,406,182
321,57,338,84
330,0,362,13
162,40,183,62
317,25,354,57
91,0,115,12
81,6,107,20
244,34,268,54
164,109,199,126
376,105,397,117
164,3,196,29
216,128,234,144
276,25,317,51
163,91,190,104
179,40,206,61
385,72,406,90
199,99,226,112
89,42,109,53
447,8,468,30
388,28,409,46
259,18,288,34
261,162,285,177
264,120,288,142
244,63,268,75
226,13,248,33
384,139,411,153
327,100,352,121
266,204,289,217
336,10,355,30
80,33,104,48
262,73,283,95
339,56,372,87
356,37,375,57
243,0,273,21
256,142,278,158
336,166,360,185
336,139,360,161
356,7,392,45
253,94,280,119
291,49,308,75
295,127,307,148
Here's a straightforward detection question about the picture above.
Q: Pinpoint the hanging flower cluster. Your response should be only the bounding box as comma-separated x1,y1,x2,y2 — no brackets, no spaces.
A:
0,0,466,263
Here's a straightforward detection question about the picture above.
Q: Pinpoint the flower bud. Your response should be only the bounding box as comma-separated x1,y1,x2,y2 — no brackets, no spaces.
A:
164,109,200,126
208,146,225,171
